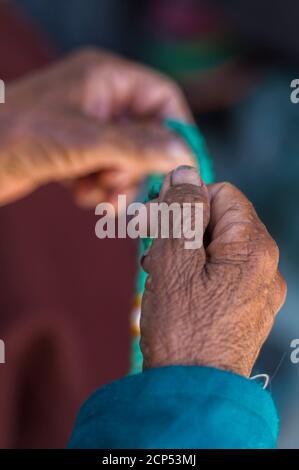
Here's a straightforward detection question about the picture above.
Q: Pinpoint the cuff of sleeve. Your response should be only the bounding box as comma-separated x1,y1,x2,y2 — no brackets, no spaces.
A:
69,365,279,449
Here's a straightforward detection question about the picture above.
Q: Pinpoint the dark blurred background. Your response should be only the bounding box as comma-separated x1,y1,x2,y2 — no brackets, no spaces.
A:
0,0,298,448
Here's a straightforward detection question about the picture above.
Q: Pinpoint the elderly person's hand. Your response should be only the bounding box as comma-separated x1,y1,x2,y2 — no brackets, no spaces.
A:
141,166,286,377
0,48,193,206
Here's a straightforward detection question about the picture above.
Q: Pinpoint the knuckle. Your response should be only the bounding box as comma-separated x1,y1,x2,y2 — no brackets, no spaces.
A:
262,236,279,266
219,181,237,195
267,237,280,263
156,76,185,102
218,182,251,208
276,272,287,306
252,237,279,273
67,47,103,72
73,46,101,63
165,184,204,205
166,80,183,96
280,277,288,304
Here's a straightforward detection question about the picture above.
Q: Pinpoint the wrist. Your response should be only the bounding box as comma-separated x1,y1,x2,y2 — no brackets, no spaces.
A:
142,337,253,378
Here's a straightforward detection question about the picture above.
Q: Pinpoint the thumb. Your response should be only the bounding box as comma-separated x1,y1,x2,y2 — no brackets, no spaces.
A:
139,134,195,177
143,165,210,274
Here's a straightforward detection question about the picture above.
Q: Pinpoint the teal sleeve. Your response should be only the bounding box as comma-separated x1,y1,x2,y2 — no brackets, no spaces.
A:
68,366,279,449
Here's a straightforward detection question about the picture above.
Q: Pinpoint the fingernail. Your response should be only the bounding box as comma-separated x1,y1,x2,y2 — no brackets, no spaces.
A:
172,165,202,186
140,247,150,266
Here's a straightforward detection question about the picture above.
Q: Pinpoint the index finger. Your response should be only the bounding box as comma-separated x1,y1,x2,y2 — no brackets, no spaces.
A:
83,59,193,122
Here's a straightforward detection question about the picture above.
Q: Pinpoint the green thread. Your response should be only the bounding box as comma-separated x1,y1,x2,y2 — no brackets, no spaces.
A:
129,119,215,374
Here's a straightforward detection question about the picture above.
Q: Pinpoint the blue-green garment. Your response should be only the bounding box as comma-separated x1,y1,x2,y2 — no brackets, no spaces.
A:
68,366,279,449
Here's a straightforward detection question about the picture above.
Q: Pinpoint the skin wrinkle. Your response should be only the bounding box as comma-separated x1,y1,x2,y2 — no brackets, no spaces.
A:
141,176,286,377
1,48,195,208
3,46,285,377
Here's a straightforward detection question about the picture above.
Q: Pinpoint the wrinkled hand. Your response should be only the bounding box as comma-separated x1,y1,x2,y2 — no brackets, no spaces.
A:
141,166,286,377
0,48,194,206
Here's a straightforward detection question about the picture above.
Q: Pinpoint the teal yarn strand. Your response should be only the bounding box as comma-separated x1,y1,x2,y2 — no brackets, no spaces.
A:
165,118,214,185
130,119,215,375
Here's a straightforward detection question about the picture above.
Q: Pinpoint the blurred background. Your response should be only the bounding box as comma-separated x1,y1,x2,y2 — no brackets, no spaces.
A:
0,0,298,448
